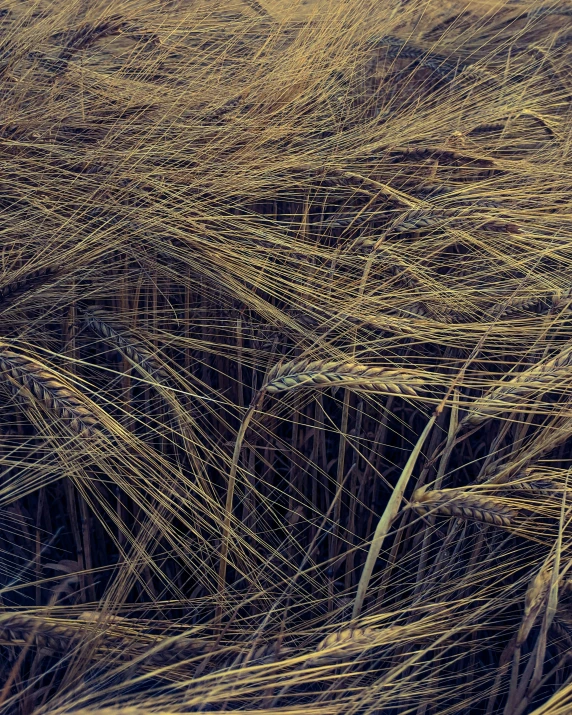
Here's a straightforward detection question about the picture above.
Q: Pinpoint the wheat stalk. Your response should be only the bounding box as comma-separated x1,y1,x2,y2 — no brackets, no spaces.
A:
463,343,572,426
84,309,169,382
0,266,60,306
389,146,495,167
308,627,377,665
0,348,99,437
517,566,552,646
0,615,85,651
489,295,547,318
262,359,429,395
57,17,127,61
0,613,210,664
409,488,517,527
369,35,469,78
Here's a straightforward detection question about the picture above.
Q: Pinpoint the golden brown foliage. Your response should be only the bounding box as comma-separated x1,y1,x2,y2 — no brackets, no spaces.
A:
1,0,572,714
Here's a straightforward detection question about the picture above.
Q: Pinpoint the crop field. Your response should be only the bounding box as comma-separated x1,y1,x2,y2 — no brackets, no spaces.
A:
1,0,572,713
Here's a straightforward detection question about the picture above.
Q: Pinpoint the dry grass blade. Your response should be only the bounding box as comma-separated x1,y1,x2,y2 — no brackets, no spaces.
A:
353,413,437,619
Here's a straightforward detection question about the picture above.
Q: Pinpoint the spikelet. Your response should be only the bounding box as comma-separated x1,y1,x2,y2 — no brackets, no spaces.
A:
389,302,454,324
389,146,495,167
262,359,428,396
464,342,572,426
517,567,552,646
489,295,547,318
394,303,431,319
412,183,453,198
0,615,83,651
468,110,559,140
476,423,572,484
0,348,99,437
551,286,572,310
76,613,211,664
503,480,559,496
409,488,517,527
469,121,507,134
324,211,379,229
0,613,210,664
204,96,247,122
0,266,60,306
499,470,562,496
387,210,521,236
57,16,127,61
308,627,377,665
390,209,450,234
139,635,211,666
77,612,132,625
369,36,467,78
242,642,281,665
385,262,419,288
228,641,286,668
478,221,522,234
306,167,408,202
84,309,169,382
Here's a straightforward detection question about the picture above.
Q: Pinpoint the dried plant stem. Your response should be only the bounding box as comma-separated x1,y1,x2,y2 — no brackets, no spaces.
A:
352,413,436,620
216,395,264,627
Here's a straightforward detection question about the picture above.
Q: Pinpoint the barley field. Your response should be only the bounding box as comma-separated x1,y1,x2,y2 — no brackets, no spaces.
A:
1,0,572,713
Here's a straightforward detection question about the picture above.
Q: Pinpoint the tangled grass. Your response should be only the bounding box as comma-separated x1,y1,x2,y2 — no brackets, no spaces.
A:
1,0,572,712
